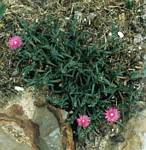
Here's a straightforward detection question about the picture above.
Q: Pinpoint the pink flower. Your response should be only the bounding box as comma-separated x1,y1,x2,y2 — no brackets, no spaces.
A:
104,107,120,124
77,115,91,128
8,36,23,49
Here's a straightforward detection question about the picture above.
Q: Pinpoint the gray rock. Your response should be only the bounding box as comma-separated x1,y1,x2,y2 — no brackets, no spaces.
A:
32,106,63,150
0,88,65,150
134,34,143,44
0,127,31,150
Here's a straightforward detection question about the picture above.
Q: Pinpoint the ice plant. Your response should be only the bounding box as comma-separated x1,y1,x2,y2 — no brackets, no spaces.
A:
8,36,23,49
104,107,120,124
77,115,91,128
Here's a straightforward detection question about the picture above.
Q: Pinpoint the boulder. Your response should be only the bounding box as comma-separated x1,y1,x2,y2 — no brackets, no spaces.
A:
0,88,74,150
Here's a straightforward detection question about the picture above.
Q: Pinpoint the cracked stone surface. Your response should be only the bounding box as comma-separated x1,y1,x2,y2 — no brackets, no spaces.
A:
0,88,64,150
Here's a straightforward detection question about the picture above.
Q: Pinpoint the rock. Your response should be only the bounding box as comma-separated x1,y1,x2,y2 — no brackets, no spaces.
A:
6,104,24,116
0,113,39,150
62,124,75,150
0,128,30,150
134,34,143,44
32,106,62,150
33,96,46,107
0,88,74,150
